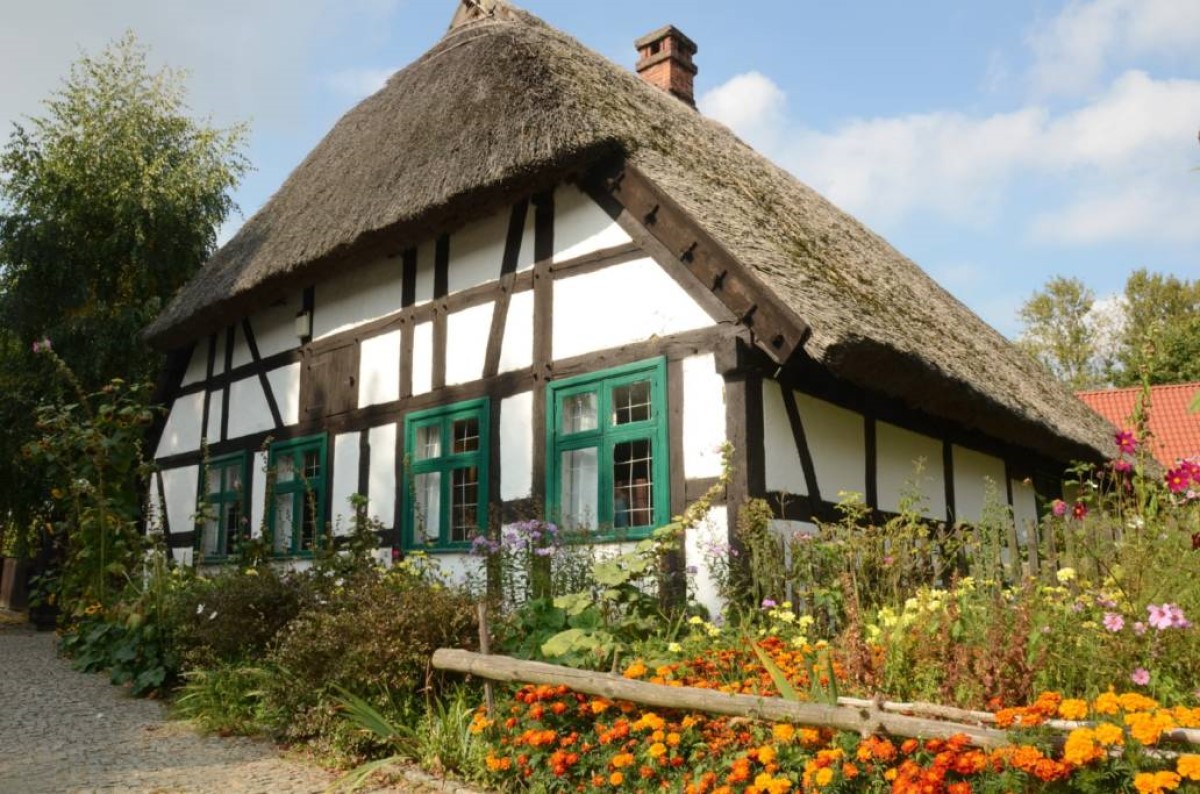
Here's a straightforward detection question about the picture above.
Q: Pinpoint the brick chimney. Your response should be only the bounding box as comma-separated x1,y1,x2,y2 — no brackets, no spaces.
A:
634,25,698,107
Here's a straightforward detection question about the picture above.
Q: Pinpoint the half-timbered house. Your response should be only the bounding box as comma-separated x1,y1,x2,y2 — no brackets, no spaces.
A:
143,1,1115,610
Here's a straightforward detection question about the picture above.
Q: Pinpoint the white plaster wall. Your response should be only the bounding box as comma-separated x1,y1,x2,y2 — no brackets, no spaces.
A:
686,505,729,619
553,258,713,360
553,184,632,263
161,465,199,543
431,553,485,590
449,208,505,294
250,451,268,538
267,363,302,426
172,547,194,566
682,355,726,480
368,424,397,525
248,297,301,360
1011,479,1039,547
499,291,534,373
446,302,493,386
313,254,404,340
516,202,536,272
359,330,401,407
952,446,1008,524
761,380,806,496
231,322,252,370
331,432,361,535
794,393,866,501
227,376,274,439
876,422,945,518
205,391,223,445
146,474,164,534
181,342,209,386
412,322,433,395
156,391,205,458
415,239,435,306
501,392,534,500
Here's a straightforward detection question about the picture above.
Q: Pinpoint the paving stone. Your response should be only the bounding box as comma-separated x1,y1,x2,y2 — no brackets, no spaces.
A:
0,625,482,794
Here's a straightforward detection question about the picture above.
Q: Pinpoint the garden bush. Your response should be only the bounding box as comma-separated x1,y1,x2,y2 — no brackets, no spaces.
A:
263,565,479,761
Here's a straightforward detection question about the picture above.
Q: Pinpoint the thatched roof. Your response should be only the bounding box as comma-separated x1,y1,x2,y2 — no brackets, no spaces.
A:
145,3,1115,463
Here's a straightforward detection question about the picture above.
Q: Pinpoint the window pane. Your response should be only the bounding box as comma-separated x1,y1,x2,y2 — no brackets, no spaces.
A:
223,464,242,494
301,491,319,551
414,472,441,544
201,517,220,556
613,438,654,528
276,455,295,484
222,502,242,556
450,466,479,543
206,467,221,496
612,381,652,425
562,393,598,434
415,424,441,461
560,447,599,531
452,418,480,454
274,494,294,553
303,449,320,481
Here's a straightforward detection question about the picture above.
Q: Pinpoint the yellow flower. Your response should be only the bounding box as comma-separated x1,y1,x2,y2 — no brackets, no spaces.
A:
1093,691,1121,715
1058,699,1089,721
1177,754,1200,781
1057,567,1077,583
1133,771,1181,794
814,767,834,786
1063,728,1103,766
772,723,796,742
757,744,777,765
648,742,667,759
1093,722,1124,746
667,642,682,653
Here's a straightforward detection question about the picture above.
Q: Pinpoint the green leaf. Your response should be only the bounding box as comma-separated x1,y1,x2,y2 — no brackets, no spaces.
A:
592,560,630,586
541,628,602,658
749,638,799,702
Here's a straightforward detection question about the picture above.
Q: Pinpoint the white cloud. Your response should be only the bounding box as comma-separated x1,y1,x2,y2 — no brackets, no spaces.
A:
699,68,1200,243
323,67,395,100
1028,0,1200,97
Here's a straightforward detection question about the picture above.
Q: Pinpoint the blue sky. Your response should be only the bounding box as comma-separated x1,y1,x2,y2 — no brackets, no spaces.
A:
2,0,1198,337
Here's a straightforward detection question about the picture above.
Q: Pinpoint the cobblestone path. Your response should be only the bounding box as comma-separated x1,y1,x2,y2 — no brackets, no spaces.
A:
0,624,474,794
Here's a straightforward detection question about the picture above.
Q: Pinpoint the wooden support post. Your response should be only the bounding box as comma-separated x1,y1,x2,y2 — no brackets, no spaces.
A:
477,603,495,716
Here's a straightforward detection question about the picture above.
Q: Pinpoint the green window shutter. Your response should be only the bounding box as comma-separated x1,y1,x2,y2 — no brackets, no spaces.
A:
402,398,490,552
267,434,329,557
546,357,669,541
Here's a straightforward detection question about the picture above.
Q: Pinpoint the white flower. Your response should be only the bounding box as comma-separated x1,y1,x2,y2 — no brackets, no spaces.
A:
208,610,218,621
196,603,205,615
667,642,682,653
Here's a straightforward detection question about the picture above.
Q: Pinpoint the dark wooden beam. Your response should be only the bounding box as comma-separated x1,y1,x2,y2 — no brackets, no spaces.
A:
583,160,810,365
943,440,956,525
401,248,417,308
432,234,449,391
864,417,878,510
220,326,234,442
547,241,645,279
531,190,554,502
483,200,529,378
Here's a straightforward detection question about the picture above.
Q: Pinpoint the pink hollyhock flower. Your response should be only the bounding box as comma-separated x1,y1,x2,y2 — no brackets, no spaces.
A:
1133,621,1147,635
1167,468,1189,493
1115,430,1137,455
1072,502,1088,520
1131,667,1150,686
1103,612,1125,632
1147,603,1190,630
1112,459,1132,474
1051,499,1068,518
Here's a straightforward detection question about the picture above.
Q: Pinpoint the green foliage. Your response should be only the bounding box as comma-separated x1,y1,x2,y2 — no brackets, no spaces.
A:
173,665,272,736
24,349,158,614
0,30,247,527
59,612,177,696
263,566,479,759
1016,276,1104,390
1113,269,1200,385
166,566,315,669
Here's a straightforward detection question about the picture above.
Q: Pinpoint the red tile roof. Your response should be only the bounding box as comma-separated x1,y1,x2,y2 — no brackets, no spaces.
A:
1077,382,1200,465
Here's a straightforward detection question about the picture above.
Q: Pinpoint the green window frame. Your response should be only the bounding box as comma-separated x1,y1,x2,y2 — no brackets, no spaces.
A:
198,452,248,559
403,398,490,551
546,357,669,540
268,434,328,556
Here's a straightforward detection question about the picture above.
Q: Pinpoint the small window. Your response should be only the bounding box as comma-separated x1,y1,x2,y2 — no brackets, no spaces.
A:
547,358,669,539
403,399,489,551
269,434,328,556
198,452,248,559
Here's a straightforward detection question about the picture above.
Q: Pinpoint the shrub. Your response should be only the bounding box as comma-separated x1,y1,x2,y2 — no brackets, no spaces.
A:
173,664,273,736
167,566,315,668
263,566,479,761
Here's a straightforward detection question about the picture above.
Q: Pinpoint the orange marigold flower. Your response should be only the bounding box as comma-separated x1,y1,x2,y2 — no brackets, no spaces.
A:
1063,728,1104,766
623,661,647,679
772,723,795,742
1119,693,1159,713
612,752,635,769
609,771,624,786
948,783,972,794
648,742,668,759
1133,771,1182,794
1126,711,1176,746
1093,722,1124,746
1058,699,1089,721
1093,691,1121,715
591,699,611,715
757,745,777,765
814,767,834,787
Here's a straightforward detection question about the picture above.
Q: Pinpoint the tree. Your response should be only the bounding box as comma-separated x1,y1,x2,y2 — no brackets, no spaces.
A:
1016,276,1105,390
0,32,248,527
1112,269,1200,386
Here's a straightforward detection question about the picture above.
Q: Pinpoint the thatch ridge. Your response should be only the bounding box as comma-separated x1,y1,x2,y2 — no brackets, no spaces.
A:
146,7,1114,462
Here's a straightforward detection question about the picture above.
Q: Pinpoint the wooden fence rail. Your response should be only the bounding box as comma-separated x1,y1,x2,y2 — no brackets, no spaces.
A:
432,649,1200,750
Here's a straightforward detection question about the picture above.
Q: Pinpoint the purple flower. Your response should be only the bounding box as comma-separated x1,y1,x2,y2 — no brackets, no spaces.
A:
31,337,51,354
1102,612,1124,632
1115,430,1138,455
533,546,555,557
761,598,777,609
1131,667,1150,686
